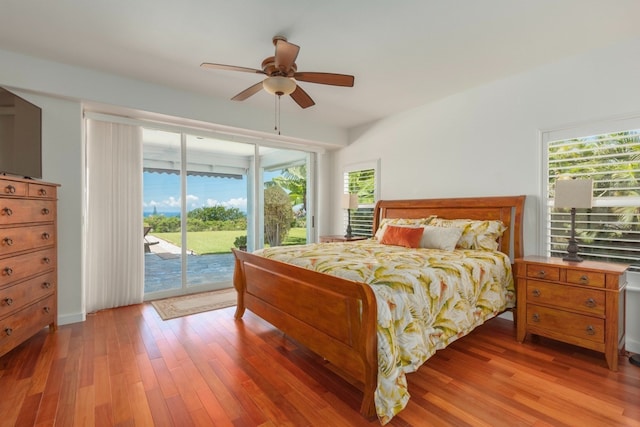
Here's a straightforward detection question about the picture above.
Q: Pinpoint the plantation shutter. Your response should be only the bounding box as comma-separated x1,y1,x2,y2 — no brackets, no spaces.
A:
343,164,378,237
547,130,640,272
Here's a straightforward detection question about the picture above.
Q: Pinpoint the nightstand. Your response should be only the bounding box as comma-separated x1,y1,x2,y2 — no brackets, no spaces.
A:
515,256,628,371
319,235,368,243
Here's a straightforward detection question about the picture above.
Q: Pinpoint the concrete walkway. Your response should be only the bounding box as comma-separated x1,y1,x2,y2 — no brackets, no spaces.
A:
144,235,234,294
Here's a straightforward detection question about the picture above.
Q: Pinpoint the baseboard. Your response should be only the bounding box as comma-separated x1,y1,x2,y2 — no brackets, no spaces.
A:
58,312,86,326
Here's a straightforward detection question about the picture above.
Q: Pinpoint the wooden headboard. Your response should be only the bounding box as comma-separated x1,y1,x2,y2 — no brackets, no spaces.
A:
373,195,526,260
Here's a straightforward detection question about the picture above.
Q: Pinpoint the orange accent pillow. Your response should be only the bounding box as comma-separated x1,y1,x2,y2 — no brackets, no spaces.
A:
379,225,424,248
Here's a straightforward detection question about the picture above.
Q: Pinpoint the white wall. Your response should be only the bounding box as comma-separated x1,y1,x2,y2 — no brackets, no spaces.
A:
334,37,640,354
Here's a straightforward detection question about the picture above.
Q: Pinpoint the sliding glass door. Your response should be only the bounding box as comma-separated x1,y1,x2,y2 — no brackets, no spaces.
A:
142,128,315,299
143,129,251,298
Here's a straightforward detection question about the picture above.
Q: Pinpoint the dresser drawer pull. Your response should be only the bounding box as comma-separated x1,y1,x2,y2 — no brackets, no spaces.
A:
3,267,13,276
38,188,47,196
579,275,589,284
2,207,12,216
4,185,16,194
536,270,546,278
41,232,50,240
43,306,51,314
3,237,13,246
43,257,51,264
532,313,540,322
585,298,597,308
532,289,541,297
41,208,50,215
4,327,12,336
586,325,595,335
42,282,52,289
3,297,13,306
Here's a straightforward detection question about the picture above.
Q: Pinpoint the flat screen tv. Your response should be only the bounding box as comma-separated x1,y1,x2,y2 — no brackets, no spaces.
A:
0,87,42,179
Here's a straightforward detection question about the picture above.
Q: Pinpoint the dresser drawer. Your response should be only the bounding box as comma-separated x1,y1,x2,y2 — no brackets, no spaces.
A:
0,199,56,225
0,248,56,287
0,179,28,197
28,183,57,199
0,294,56,356
566,269,605,288
0,224,55,256
525,280,605,316
526,304,604,343
525,264,560,281
0,271,56,318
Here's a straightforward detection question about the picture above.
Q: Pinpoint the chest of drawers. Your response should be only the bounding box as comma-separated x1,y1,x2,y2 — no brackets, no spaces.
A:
515,256,628,371
0,176,59,358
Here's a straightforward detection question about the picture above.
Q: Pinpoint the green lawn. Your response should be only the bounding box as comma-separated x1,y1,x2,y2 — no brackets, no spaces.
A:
155,228,306,254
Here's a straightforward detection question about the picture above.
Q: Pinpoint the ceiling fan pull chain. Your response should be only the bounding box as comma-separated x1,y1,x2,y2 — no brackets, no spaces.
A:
275,94,282,135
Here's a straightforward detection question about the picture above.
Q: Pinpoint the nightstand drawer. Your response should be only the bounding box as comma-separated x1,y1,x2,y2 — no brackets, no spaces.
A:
526,280,605,316
526,264,560,281
566,269,605,288
526,304,604,343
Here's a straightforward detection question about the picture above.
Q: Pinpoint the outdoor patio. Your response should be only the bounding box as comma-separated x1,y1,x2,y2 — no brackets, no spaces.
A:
144,235,235,293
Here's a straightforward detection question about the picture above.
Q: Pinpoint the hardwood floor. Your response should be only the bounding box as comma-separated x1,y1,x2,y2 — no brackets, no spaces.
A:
1,303,639,427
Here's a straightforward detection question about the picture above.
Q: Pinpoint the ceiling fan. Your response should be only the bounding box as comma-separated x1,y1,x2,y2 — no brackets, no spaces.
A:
201,36,354,109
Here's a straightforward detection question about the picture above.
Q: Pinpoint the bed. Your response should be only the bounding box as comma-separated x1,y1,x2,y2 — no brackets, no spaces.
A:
232,195,525,423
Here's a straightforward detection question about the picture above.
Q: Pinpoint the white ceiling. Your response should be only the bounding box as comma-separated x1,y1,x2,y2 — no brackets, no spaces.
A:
2,0,640,130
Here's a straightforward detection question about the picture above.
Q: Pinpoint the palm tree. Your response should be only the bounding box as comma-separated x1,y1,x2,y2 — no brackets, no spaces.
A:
269,165,307,212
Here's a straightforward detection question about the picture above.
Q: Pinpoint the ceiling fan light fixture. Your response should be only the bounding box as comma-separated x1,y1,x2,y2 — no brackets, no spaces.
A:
263,76,296,96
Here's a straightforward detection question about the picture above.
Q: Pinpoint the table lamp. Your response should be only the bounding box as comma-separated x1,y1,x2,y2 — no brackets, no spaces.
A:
554,178,593,262
342,193,358,238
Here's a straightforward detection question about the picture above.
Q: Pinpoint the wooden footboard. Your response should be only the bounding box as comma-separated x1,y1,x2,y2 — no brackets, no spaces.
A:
232,248,379,418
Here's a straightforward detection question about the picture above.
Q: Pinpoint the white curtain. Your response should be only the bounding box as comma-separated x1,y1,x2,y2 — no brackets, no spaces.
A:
85,119,144,313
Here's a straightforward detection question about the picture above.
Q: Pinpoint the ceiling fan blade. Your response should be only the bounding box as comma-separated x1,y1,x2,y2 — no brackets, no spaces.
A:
201,62,264,74
274,39,300,72
294,72,354,87
231,81,264,101
290,85,315,109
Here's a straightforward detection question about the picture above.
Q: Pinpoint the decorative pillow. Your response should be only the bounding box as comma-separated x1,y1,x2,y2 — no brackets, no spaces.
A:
419,226,463,251
374,216,437,240
379,225,424,248
429,218,507,251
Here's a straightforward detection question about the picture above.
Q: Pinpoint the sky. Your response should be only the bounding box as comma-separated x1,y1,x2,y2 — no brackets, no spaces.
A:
143,170,281,215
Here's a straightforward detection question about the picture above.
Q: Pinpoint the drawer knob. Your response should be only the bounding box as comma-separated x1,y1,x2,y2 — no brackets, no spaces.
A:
532,313,540,322
3,267,13,276
43,257,51,264
579,275,589,284
2,207,12,216
41,208,50,215
532,289,541,297
585,298,597,308
3,237,13,246
537,270,546,278
4,327,12,336
586,325,595,335
3,297,13,306
42,232,50,240
38,188,47,196
43,282,52,289
4,185,16,194
43,306,51,314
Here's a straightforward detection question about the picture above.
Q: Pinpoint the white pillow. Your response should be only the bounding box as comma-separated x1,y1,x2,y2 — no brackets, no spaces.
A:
420,226,463,251
374,217,436,240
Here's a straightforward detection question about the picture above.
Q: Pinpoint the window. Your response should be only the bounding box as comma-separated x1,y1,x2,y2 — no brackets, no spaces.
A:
343,160,379,237
545,129,640,272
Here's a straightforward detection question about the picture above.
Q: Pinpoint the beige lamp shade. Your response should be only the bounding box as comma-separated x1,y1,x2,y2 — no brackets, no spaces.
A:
262,76,296,96
554,178,593,209
342,193,358,210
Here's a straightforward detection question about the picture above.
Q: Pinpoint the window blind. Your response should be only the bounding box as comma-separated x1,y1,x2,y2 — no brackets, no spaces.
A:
547,130,640,272
343,167,376,237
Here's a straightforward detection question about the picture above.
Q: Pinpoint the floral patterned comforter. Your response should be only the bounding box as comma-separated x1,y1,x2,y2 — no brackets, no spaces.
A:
255,240,515,424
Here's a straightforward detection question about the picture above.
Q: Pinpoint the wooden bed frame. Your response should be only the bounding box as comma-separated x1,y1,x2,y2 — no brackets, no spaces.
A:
232,195,525,419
